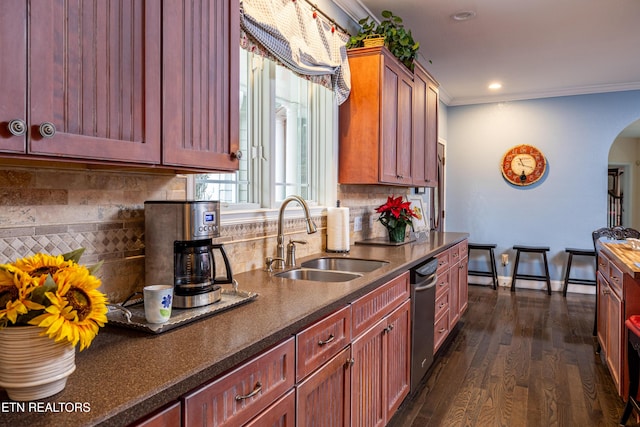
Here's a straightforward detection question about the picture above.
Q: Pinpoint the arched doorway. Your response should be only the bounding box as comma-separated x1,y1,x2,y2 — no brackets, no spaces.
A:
608,118,640,229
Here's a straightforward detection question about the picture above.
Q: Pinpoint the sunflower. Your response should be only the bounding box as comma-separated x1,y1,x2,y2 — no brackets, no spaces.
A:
0,264,44,325
13,253,73,285
28,264,108,351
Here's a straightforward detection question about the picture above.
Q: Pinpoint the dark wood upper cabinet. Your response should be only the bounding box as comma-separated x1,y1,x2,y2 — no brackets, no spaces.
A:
0,1,162,163
339,46,414,186
339,46,439,187
162,0,239,171
1,0,239,172
412,63,439,188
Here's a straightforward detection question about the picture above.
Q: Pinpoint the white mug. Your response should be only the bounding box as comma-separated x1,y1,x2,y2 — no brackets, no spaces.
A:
143,285,174,323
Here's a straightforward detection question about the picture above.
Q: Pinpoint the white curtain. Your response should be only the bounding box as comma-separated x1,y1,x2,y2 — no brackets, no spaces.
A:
240,0,351,104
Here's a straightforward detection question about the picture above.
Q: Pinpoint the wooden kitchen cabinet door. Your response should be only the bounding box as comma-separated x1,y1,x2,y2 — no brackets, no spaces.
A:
339,46,414,186
351,299,411,427
296,346,352,427
162,0,240,171
0,1,27,153
412,63,439,188
384,299,411,420
351,317,386,427
26,1,161,163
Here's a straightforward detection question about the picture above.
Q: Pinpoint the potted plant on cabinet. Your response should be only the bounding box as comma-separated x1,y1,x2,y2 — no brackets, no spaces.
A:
346,10,420,71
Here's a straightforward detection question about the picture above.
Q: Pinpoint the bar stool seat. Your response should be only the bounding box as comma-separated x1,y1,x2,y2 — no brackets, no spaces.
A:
620,315,640,425
467,243,498,290
511,245,551,295
562,248,596,297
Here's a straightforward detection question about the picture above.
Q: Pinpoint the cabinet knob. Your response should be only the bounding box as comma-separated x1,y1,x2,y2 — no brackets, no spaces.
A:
7,119,26,136
39,122,56,138
231,150,243,160
383,324,394,334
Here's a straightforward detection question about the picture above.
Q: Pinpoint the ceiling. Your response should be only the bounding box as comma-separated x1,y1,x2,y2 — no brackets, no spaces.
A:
335,0,640,135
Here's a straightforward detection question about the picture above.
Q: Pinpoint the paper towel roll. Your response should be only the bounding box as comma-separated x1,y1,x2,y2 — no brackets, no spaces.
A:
327,207,350,252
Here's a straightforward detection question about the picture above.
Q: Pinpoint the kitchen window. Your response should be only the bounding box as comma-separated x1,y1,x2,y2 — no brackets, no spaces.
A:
191,48,338,216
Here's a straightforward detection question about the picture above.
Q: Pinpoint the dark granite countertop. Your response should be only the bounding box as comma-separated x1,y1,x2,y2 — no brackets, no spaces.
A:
0,231,468,426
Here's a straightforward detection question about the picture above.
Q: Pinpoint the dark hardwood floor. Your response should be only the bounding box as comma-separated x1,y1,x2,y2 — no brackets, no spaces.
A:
389,285,639,426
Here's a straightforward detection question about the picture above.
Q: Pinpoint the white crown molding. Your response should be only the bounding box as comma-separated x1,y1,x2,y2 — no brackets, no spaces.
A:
445,82,640,107
332,0,375,23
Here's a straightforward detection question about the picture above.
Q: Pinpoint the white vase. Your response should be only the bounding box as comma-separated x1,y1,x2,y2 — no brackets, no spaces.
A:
0,325,76,401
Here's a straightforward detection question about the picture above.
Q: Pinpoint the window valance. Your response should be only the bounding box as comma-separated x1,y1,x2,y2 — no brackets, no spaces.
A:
240,0,351,104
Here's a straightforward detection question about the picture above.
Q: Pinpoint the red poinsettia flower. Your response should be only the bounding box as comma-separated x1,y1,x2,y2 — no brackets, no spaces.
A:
376,196,418,230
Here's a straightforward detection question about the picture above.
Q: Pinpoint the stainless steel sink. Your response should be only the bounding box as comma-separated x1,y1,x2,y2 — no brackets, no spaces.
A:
274,268,362,282
300,257,389,273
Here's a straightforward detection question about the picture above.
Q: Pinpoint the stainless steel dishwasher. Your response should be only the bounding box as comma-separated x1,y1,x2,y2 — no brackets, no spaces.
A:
410,257,439,393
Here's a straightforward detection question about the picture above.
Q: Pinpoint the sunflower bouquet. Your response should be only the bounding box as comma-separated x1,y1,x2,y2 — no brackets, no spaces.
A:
0,248,108,351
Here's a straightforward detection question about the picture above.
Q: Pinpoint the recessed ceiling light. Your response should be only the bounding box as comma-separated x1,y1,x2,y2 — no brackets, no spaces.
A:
488,82,502,90
451,10,477,21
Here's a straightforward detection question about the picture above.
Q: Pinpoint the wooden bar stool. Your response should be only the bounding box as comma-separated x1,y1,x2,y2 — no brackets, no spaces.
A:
467,243,498,289
511,245,551,295
562,248,596,297
620,315,640,425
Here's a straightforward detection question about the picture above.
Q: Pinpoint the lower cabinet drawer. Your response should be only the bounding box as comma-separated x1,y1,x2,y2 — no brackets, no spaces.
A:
245,389,295,427
434,312,450,353
434,290,449,321
296,305,351,382
182,338,295,427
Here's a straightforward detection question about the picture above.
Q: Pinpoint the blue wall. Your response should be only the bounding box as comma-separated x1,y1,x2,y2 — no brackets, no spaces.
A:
445,90,640,287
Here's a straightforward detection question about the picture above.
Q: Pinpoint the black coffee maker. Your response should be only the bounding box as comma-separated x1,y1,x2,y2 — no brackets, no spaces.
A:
173,240,232,308
144,201,233,309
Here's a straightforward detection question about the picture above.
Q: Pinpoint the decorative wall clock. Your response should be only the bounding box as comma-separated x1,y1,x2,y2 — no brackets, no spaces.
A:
500,144,547,186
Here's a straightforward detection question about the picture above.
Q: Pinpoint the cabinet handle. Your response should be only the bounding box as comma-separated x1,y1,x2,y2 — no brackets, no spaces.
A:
235,382,262,401
438,302,446,309
345,358,355,369
231,150,243,160
383,324,394,334
318,334,335,346
7,119,26,136
39,122,56,138
438,328,446,333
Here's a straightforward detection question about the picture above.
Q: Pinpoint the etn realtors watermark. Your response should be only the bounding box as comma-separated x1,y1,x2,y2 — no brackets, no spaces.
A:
1,401,91,413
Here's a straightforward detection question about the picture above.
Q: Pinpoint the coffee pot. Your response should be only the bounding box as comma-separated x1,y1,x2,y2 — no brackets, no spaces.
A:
173,239,232,308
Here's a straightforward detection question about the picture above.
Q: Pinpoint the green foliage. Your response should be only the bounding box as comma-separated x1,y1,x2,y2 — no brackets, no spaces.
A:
346,10,420,71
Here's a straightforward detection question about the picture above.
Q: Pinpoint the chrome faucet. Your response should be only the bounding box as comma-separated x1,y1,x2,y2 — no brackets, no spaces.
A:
274,195,317,269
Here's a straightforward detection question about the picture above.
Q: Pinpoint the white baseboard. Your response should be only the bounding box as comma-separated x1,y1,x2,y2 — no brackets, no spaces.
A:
468,275,596,295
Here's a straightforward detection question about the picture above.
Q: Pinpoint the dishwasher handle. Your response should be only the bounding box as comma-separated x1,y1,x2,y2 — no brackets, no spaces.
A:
413,275,437,292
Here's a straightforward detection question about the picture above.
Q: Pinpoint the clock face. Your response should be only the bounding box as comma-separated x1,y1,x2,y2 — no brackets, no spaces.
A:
501,145,546,186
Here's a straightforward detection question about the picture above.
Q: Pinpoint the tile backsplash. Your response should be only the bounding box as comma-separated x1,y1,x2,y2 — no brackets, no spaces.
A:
0,165,409,303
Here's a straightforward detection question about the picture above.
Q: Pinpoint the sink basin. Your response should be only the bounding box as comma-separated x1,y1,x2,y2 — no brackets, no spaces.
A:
274,268,362,282
300,257,389,273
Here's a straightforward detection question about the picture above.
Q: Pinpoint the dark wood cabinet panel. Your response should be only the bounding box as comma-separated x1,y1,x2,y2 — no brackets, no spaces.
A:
339,46,414,186
1,0,238,172
296,346,352,427
28,1,161,163
296,305,351,382
0,1,27,153
162,0,239,171
351,318,386,427
412,63,439,187
182,338,295,427
384,300,411,420
130,401,181,427
245,390,295,427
